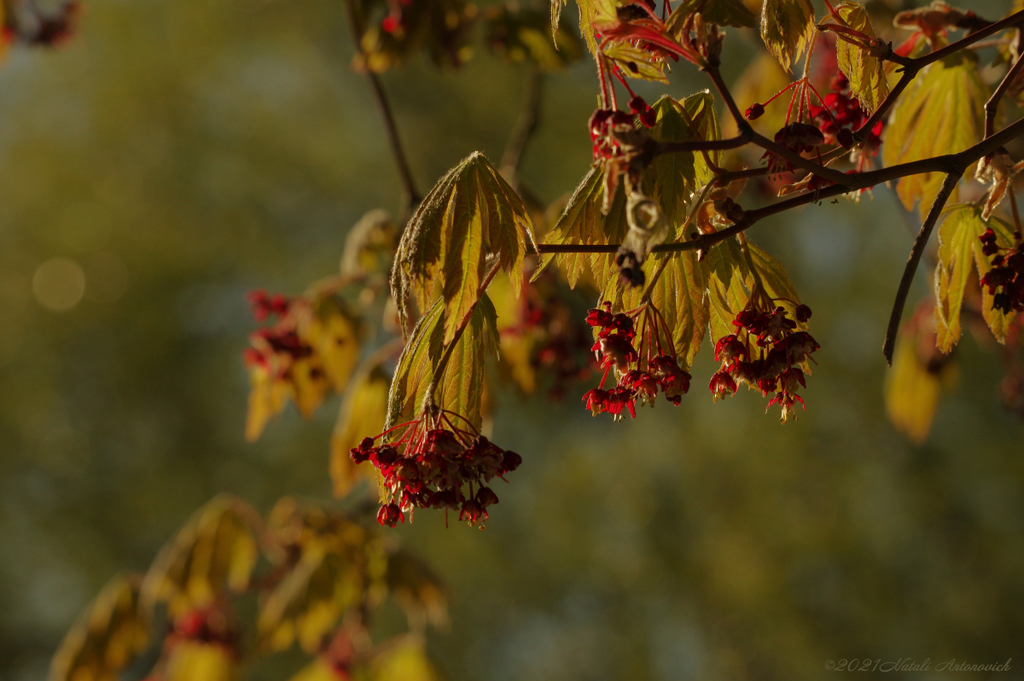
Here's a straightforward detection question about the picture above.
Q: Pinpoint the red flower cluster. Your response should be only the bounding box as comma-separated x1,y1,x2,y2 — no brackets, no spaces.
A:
708,303,819,422
581,303,691,419
350,410,521,527
980,228,1024,314
381,0,413,34
810,72,883,174
589,108,641,162
243,292,316,379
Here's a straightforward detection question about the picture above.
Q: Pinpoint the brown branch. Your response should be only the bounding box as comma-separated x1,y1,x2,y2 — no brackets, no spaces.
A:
501,67,544,174
343,0,420,220
881,173,959,365
985,35,1024,138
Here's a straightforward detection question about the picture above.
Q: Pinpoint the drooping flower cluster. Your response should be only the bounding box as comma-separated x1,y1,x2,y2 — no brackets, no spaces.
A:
243,291,316,380
810,72,883,172
581,302,691,419
350,408,521,527
709,302,819,423
980,228,1024,314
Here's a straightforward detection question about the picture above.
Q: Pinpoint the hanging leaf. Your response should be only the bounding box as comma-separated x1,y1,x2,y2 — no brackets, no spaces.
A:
330,362,391,499
885,312,956,444
141,495,262,618
827,2,889,114
306,297,362,392
760,0,816,72
573,0,620,56
617,250,709,368
392,152,536,343
385,295,499,431
883,51,988,214
934,205,1018,351
340,209,397,277
49,574,149,681
641,96,700,225
369,635,442,681
702,239,806,343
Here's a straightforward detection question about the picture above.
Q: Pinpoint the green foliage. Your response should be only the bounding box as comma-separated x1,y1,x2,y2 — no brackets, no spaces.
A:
760,0,816,72
830,2,889,113
934,205,1018,351
391,152,535,344
882,52,989,214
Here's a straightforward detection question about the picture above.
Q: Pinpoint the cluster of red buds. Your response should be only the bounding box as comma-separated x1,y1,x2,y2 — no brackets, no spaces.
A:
581,303,691,419
980,228,1024,314
810,73,882,153
588,103,655,162
709,302,819,423
243,291,318,380
350,409,521,527
2,1,78,46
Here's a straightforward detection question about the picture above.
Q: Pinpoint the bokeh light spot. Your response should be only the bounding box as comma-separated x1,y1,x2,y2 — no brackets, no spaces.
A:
32,258,86,312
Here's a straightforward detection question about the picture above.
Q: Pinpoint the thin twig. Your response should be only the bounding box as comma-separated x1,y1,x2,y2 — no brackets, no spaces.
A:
343,0,420,220
882,172,959,365
985,35,1024,138
501,67,544,174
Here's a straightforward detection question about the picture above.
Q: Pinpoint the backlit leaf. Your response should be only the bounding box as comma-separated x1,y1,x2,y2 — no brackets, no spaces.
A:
392,152,536,344
702,239,806,343
385,295,499,432
573,0,620,56
885,316,956,444
49,574,149,681
330,362,391,499
883,52,988,214
760,0,815,72
307,297,362,392
601,42,669,84
163,641,239,681
831,2,889,113
141,495,262,618
369,635,442,681
934,205,1018,351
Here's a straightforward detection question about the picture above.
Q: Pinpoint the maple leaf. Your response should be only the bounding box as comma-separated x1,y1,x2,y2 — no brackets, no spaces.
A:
883,52,988,214
392,152,536,344
828,1,889,113
760,0,816,72
934,205,1018,352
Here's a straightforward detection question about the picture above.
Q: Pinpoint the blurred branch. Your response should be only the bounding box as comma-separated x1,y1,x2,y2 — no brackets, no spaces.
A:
343,0,421,221
501,67,544,176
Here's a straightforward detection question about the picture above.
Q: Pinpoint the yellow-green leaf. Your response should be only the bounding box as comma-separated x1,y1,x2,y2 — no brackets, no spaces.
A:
601,42,670,84
883,52,988,214
49,574,149,681
340,209,397,277
934,205,1018,351
385,295,499,432
369,634,442,681
330,362,391,499
307,297,362,392
141,495,262,618
392,152,536,343
536,168,628,289
701,239,806,343
885,319,955,444
832,1,889,113
760,0,815,72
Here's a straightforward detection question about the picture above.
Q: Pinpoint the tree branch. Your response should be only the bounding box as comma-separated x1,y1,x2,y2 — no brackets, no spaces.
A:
343,0,420,220
985,33,1024,138
881,173,959,365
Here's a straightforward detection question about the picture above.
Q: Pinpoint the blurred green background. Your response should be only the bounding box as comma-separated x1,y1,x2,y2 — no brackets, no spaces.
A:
2,0,1024,679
